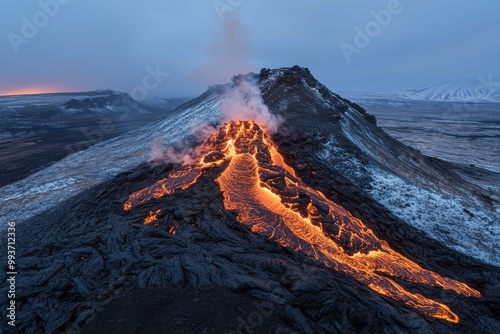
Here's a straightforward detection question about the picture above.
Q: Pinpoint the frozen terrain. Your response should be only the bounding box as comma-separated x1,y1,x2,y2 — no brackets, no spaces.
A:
0,90,189,186
341,76,500,102
404,77,500,102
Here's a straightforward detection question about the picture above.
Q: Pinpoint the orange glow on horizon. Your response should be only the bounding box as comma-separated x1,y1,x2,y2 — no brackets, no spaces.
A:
0,86,72,97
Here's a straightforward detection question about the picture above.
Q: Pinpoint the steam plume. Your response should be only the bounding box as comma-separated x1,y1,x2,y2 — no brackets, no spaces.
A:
148,137,194,166
192,13,281,133
191,17,255,86
221,75,282,134
150,16,281,166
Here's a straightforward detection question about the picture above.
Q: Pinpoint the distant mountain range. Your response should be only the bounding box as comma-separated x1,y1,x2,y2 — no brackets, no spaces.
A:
342,76,500,102
404,77,500,102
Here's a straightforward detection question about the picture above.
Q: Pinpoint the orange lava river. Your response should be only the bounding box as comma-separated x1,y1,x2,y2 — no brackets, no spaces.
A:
124,120,480,323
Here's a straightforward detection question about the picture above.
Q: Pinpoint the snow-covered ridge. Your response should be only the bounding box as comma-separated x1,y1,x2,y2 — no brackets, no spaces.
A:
369,168,499,265
341,77,500,102
404,77,500,102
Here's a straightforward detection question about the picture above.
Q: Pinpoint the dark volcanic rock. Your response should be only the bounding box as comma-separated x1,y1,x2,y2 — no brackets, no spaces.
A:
80,287,281,334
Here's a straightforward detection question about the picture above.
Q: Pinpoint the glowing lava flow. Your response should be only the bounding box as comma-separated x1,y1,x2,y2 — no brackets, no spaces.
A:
143,209,161,225
124,168,202,211
124,120,480,323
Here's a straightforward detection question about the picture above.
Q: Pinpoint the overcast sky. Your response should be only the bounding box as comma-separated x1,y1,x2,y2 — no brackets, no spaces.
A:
1,0,499,98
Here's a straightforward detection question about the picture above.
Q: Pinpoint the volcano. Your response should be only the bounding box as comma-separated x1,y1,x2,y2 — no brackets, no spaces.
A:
1,66,499,333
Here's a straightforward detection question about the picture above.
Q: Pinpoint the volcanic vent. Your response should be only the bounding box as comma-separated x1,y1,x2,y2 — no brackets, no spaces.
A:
124,120,479,323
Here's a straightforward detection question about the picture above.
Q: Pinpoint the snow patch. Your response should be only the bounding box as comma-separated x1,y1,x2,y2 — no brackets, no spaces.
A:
317,137,366,183
369,168,499,266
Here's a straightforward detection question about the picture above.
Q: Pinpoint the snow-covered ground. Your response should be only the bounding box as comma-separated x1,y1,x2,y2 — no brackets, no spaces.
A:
369,168,499,266
0,91,223,225
340,76,500,102
404,77,500,102
345,100,500,174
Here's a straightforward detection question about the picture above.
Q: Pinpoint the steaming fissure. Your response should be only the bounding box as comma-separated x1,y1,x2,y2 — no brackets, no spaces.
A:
124,120,480,323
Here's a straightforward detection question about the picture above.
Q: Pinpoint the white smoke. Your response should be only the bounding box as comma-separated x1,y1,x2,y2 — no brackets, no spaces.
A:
148,76,282,167
191,17,255,87
150,12,282,166
221,75,282,134
191,13,281,134
148,137,194,166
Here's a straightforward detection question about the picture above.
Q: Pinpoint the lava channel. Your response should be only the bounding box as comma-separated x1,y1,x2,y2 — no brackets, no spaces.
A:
124,120,480,323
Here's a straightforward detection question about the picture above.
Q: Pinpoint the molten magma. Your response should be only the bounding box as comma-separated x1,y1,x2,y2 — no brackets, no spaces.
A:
124,120,480,323
143,209,161,225
124,168,203,211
